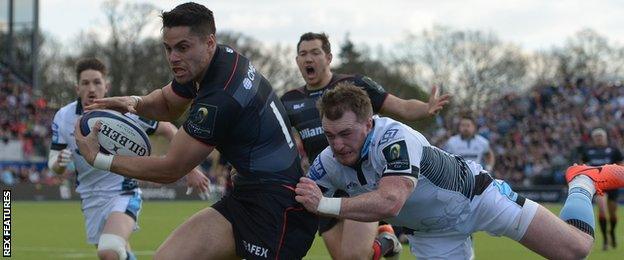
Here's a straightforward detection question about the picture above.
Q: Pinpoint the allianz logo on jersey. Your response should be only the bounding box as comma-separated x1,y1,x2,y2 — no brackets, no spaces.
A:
299,126,324,139
243,63,256,90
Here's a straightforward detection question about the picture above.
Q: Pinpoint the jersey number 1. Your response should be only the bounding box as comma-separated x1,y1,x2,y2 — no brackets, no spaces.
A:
270,101,294,148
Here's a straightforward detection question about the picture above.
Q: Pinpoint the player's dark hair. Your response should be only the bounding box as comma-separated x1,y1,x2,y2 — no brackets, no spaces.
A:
297,32,331,54
318,82,372,122
75,58,107,82
460,114,476,125
161,2,216,37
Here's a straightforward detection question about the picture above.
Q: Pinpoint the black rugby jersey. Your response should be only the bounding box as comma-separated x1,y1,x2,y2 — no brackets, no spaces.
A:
280,74,388,163
172,45,303,185
580,145,623,166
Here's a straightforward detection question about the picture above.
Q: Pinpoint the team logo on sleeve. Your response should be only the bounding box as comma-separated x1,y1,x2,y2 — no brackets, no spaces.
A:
383,140,410,171
186,103,217,138
379,128,399,145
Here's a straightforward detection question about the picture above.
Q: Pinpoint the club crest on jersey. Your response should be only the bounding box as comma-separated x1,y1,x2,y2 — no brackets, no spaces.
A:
186,103,217,138
383,140,410,171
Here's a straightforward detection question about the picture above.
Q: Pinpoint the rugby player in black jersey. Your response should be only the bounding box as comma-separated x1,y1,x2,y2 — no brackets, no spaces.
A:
75,3,317,259
578,128,623,250
280,32,450,260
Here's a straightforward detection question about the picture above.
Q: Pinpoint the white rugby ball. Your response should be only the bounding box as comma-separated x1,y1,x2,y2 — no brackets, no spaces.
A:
80,109,151,156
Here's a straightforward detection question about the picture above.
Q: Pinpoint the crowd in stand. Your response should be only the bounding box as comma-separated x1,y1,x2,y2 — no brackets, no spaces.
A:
3,72,624,188
1,67,54,160
431,80,624,186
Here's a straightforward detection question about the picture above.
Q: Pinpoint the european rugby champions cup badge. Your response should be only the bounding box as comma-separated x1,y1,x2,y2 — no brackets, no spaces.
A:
187,104,218,138
383,140,410,171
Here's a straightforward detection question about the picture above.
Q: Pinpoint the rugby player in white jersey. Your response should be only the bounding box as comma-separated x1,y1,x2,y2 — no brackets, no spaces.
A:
295,82,624,259
444,115,495,172
48,58,209,260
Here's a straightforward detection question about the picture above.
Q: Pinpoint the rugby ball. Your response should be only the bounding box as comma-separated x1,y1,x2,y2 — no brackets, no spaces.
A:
79,109,151,156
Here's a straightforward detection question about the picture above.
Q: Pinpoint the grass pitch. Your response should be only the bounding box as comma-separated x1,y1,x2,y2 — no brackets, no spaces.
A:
12,201,624,259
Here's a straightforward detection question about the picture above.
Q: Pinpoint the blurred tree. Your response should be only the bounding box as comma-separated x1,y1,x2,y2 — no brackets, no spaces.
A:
37,34,76,108
394,26,528,112
218,31,302,94
553,28,623,86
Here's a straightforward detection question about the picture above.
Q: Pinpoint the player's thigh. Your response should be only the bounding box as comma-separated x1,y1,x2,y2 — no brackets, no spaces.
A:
339,220,377,256
321,219,344,259
607,200,618,216
101,212,135,241
596,194,608,214
321,219,377,260
519,205,593,259
155,207,237,260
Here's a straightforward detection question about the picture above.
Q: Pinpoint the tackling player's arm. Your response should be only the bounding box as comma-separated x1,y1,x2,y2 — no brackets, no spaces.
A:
296,176,415,222
75,121,213,184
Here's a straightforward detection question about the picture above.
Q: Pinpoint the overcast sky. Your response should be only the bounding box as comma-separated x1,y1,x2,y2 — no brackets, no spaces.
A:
39,0,624,51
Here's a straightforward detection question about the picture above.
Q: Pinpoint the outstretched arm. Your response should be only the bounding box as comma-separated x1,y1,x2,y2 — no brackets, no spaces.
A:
295,176,415,222
380,85,450,121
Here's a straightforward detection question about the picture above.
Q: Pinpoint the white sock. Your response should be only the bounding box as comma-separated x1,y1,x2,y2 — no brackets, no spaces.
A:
568,175,596,196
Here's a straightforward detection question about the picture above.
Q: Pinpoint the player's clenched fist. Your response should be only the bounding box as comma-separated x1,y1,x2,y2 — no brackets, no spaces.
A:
295,177,324,214
56,149,72,167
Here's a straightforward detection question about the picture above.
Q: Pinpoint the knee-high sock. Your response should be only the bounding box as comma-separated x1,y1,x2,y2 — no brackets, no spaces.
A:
598,216,608,244
610,216,618,247
560,175,596,237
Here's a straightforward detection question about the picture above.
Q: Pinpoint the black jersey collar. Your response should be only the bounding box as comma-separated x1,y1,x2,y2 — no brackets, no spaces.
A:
197,44,223,91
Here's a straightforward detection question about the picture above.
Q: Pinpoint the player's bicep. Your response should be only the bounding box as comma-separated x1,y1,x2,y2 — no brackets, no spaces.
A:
378,175,415,204
379,94,405,116
162,83,193,115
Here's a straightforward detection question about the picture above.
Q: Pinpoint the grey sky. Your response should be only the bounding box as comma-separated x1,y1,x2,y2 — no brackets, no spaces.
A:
40,0,624,51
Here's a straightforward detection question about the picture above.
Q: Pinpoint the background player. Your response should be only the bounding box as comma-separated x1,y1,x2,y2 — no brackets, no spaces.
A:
294,83,624,259
280,32,450,260
76,3,318,259
578,127,623,250
444,114,495,172
48,57,208,260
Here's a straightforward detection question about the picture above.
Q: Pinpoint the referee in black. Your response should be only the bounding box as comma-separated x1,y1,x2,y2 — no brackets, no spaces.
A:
578,127,623,250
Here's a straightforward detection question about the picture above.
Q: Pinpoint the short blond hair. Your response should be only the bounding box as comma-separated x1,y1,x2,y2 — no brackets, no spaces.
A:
317,82,373,122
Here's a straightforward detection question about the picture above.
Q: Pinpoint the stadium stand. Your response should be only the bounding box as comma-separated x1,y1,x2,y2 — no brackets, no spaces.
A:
433,80,624,187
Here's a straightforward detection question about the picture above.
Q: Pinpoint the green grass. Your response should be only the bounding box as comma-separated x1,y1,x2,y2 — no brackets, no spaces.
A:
11,201,624,259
